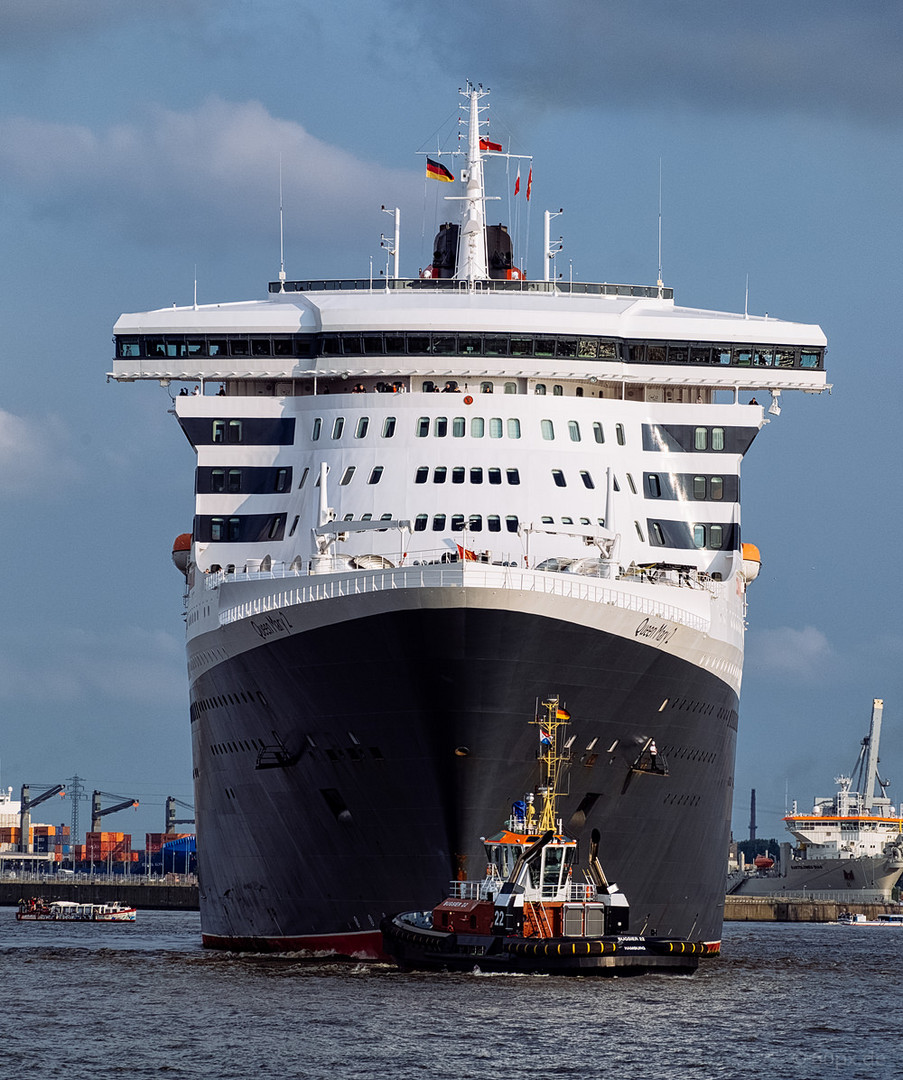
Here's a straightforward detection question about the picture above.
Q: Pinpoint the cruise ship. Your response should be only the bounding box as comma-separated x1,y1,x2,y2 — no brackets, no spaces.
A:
110,85,829,957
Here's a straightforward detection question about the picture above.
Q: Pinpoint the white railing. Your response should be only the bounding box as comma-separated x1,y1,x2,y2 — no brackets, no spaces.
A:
213,562,714,636
447,879,601,902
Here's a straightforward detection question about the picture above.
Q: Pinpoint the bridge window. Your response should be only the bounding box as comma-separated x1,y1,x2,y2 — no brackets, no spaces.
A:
274,469,289,493
367,466,384,484
434,417,448,437
331,417,344,439
470,467,483,484
469,514,482,532
505,382,518,394
487,515,501,532
416,417,430,437
452,417,466,437
471,417,485,438
694,427,707,451
298,467,309,488
553,385,563,396
712,427,725,451
580,471,594,489
535,384,547,396
415,466,428,484
382,416,396,438
414,514,428,531
711,476,724,500
355,417,369,438
694,476,706,500
452,467,465,484
489,417,503,438
451,514,465,532
311,418,322,441
568,421,581,442
480,381,493,393
505,515,519,533
507,468,520,485
541,419,555,441
507,418,521,439
212,420,226,444
432,514,446,531
488,468,502,485
615,424,625,446
593,422,604,444
647,474,661,498
433,467,447,484
552,470,567,488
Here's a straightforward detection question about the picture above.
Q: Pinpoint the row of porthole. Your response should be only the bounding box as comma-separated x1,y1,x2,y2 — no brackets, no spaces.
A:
310,415,621,445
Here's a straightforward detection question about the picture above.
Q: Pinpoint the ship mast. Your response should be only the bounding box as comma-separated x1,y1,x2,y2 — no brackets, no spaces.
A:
455,83,491,283
532,697,570,833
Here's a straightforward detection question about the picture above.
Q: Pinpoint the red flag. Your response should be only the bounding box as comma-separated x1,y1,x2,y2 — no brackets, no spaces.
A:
514,166,520,196
479,138,502,152
526,166,532,201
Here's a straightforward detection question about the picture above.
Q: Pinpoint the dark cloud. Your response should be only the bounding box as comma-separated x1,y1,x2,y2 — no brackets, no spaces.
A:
0,0,211,46
403,0,903,126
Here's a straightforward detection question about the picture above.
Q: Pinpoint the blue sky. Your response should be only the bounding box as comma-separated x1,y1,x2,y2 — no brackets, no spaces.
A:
0,1,900,844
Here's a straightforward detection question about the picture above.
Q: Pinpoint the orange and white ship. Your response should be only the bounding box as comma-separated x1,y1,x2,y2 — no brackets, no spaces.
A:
729,699,903,901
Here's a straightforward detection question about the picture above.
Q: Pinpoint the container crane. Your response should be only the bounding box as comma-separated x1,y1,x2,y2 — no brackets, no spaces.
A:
19,784,65,853
91,791,139,833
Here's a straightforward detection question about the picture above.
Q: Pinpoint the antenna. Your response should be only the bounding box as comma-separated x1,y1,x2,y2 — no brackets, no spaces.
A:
193,264,198,310
657,157,663,292
744,273,749,318
278,154,286,287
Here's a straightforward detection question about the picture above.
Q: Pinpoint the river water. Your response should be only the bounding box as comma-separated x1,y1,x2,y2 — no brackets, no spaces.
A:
2,909,899,1080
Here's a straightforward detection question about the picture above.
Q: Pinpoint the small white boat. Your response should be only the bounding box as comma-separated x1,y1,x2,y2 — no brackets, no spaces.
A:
838,911,903,926
16,899,137,922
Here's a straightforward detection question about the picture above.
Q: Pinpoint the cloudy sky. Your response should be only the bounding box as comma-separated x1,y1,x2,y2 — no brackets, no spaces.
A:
1,1,900,844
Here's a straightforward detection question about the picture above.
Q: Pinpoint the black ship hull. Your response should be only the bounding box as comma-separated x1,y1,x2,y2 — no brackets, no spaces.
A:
190,595,738,957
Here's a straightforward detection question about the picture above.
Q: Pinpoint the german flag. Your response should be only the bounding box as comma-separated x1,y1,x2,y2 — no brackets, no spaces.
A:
426,157,454,183
556,707,570,720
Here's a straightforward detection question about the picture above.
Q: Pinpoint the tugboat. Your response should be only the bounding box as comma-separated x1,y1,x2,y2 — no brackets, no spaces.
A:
381,698,711,975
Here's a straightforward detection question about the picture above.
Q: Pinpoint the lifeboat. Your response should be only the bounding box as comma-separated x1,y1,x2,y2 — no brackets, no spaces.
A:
172,533,192,576
754,855,775,870
741,542,761,584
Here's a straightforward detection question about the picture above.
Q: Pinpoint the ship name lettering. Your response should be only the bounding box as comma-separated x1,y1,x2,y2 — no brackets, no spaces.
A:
634,617,677,644
249,611,294,640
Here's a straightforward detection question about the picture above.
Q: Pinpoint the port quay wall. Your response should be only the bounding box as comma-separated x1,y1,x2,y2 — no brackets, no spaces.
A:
0,880,198,910
724,897,900,922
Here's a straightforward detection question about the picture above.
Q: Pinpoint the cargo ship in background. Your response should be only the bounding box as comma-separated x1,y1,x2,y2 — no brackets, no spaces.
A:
110,84,829,957
729,699,903,902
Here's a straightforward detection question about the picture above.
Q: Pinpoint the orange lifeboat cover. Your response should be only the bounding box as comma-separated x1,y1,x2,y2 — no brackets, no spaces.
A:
754,855,774,869
742,543,761,563
172,533,192,553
